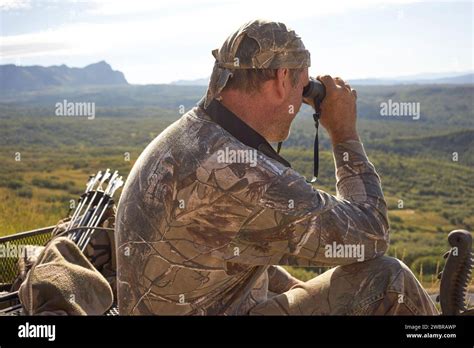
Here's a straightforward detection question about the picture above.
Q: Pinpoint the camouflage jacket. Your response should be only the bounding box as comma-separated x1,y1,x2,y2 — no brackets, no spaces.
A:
116,99,390,315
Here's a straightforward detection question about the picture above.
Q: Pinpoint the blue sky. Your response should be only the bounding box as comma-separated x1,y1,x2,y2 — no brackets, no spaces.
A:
0,0,472,84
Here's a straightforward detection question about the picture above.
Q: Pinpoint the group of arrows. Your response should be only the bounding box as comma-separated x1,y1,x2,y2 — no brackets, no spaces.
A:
66,169,123,251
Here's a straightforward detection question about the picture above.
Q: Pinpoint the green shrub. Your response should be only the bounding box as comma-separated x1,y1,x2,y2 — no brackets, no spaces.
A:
6,180,23,189
411,255,443,275
390,215,403,223
32,177,70,190
16,187,33,198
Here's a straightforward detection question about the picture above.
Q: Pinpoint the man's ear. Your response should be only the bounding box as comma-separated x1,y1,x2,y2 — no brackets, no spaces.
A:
273,68,290,101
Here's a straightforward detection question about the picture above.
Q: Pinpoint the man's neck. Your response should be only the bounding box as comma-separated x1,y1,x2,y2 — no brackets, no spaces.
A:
219,92,273,141
201,98,292,168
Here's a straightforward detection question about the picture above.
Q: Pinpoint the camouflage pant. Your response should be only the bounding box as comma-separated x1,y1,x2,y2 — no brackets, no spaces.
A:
249,256,439,315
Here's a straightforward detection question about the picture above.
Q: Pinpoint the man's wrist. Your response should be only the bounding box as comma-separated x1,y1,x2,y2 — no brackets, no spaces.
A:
330,131,360,147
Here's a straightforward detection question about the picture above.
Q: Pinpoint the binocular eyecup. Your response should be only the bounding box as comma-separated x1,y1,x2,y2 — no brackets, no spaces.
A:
303,78,326,105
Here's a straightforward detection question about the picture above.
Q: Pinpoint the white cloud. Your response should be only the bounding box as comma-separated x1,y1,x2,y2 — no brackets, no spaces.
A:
0,0,30,10
0,0,466,83
85,0,421,17
0,0,424,59
86,0,188,16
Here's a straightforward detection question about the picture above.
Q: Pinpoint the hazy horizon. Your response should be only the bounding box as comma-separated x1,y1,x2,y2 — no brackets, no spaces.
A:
2,60,472,86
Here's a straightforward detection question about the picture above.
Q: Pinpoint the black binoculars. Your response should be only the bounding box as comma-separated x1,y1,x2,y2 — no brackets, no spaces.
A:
303,78,326,105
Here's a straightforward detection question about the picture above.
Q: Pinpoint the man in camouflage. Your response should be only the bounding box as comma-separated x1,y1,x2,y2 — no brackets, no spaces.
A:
116,19,438,315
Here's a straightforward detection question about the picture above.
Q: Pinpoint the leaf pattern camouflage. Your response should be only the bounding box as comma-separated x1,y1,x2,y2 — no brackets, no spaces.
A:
205,19,310,108
115,106,438,315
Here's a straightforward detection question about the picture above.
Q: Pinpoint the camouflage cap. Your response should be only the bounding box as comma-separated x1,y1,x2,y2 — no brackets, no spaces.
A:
204,19,311,108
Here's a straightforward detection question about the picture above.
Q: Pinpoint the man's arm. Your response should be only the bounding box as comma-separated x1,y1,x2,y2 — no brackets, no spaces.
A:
222,139,389,266
219,75,389,267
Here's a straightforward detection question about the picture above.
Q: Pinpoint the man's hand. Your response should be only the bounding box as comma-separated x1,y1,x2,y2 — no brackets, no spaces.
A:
317,75,359,145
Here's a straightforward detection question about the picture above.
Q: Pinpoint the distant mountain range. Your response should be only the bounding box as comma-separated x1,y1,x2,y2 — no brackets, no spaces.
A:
170,78,209,86
171,72,473,86
1,61,472,94
0,61,128,92
349,73,473,85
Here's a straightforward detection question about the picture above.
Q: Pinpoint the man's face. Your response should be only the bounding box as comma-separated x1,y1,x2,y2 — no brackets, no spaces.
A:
289,67,310,118
270,67,309,142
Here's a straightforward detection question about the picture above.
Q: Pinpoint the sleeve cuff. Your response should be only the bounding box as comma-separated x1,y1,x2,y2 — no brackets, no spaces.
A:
333,140,369,169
